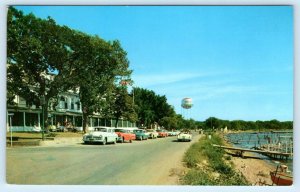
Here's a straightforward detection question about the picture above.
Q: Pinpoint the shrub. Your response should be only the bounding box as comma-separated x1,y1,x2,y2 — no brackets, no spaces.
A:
182,169,216,185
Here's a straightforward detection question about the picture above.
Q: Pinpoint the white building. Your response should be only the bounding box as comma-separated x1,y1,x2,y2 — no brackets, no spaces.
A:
7,92,136,132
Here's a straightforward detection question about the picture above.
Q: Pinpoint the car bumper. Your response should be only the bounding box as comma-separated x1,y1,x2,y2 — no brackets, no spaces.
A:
136,135,146,140
83,136,104,143
177,137,191,141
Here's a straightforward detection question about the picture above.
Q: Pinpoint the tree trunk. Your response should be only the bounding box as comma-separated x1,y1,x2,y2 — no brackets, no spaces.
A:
82,112,88,133
44,99,49,132
115,117,119,128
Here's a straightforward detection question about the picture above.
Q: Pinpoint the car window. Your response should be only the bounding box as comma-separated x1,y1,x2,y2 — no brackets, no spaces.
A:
99,128,107,132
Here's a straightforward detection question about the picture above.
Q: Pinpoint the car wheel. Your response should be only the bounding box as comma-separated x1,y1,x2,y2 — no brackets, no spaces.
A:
102,138,107,145
121,137,124,143
140,137,143,141
130,139,132,143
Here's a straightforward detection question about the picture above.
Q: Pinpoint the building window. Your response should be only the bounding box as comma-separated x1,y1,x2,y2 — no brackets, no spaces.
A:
75,116,82,127
65,102,68,109
77,102,81,110
71,102,74,110
10,112,24,126
25,113,38,126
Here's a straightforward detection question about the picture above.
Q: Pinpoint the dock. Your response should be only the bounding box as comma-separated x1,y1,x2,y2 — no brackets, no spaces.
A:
212,144,293,160
271,130,293,133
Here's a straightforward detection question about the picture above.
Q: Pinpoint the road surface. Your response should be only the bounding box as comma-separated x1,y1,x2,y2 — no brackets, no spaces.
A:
6,133,201,185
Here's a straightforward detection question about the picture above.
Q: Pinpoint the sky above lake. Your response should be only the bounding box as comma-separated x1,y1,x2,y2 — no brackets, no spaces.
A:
14,5,294,121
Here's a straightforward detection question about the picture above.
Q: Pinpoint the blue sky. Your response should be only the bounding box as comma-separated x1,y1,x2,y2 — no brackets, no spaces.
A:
14,5,293,121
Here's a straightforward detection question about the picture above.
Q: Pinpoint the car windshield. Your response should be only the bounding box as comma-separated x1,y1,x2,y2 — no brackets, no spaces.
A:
95,128,107,132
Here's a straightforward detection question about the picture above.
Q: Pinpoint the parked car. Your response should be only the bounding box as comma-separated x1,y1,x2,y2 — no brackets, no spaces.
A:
74,126,83,132
115,128,136,143
133,129,149,141
83,127,118,145
157,129,168,138
177,130,192,142
167,130,180,136
146,129,159,139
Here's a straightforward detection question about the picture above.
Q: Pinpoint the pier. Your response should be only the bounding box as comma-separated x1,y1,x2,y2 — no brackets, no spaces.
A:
212,144,293,160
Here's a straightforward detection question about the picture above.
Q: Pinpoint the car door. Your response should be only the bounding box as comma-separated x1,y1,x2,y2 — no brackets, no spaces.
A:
108,128,114,142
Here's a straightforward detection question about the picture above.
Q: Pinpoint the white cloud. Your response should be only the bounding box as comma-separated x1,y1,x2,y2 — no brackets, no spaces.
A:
132,72,204,87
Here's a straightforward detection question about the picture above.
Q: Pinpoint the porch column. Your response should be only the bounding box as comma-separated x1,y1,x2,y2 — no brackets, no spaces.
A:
23,112,26,131
38,112,41,128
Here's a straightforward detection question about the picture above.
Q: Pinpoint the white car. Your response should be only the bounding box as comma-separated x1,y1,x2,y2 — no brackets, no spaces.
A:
146,129,159,139
177,131,192,142
168,130,180,136
83,127,118,145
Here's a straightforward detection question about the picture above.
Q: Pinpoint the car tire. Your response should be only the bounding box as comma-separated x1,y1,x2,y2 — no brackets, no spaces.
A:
102,138,107,145
130,139,132,143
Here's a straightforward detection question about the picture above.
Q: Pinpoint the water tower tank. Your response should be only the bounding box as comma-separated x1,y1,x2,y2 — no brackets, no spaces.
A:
181,98,193,109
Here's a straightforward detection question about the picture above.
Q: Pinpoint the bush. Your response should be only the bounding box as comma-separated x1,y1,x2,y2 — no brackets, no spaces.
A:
182,169,216,185
46,132,57,137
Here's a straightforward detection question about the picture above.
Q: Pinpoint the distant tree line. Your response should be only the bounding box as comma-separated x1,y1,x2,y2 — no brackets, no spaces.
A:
197,117,293,131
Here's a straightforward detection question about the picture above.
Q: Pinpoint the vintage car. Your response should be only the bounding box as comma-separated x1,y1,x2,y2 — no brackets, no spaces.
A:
156,129,168,138
133,129,149,140
115,128,136,143
146,129,159,139
83,127,118,145
168,130,180,136
177,130,192,142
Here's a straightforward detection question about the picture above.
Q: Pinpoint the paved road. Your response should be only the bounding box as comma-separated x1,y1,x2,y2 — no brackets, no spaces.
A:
6,133,201,185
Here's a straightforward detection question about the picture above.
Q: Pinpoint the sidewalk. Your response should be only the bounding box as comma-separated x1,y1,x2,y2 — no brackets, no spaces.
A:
6,132,84,147
40,137,83,147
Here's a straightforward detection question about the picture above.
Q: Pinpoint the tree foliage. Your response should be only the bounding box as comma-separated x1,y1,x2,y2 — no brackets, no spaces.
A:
7,7,133,133
133,87,175,128
7,7,71,129
202,117,293,131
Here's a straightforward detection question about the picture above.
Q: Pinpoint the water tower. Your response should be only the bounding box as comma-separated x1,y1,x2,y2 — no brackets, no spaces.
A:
181,98,193,119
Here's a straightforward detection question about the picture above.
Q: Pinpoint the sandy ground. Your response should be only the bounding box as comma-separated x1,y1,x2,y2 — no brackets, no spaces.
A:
229,151,276,185
39,137,83,147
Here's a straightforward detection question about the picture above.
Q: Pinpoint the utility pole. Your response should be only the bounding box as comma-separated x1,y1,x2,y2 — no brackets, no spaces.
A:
8,113,14,147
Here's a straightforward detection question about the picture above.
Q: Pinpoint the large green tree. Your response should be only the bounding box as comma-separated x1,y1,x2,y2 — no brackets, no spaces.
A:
109,86,137,128
7,7,71,131
63,31,132,132
133,87,175,128
7,7,133,134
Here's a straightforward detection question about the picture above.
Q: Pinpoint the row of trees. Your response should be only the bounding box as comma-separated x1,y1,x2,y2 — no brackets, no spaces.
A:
7,7,192,132
200,117,293,131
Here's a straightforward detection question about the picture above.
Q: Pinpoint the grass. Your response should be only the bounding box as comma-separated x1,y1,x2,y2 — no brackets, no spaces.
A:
181,133,248,186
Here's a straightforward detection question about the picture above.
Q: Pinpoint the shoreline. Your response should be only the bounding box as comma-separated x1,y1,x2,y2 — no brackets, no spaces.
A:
222,131,294,186
222,132,288,186
230,151,275,185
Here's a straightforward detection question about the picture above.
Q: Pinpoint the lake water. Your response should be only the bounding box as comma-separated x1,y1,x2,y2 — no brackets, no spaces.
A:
225,131,293,172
